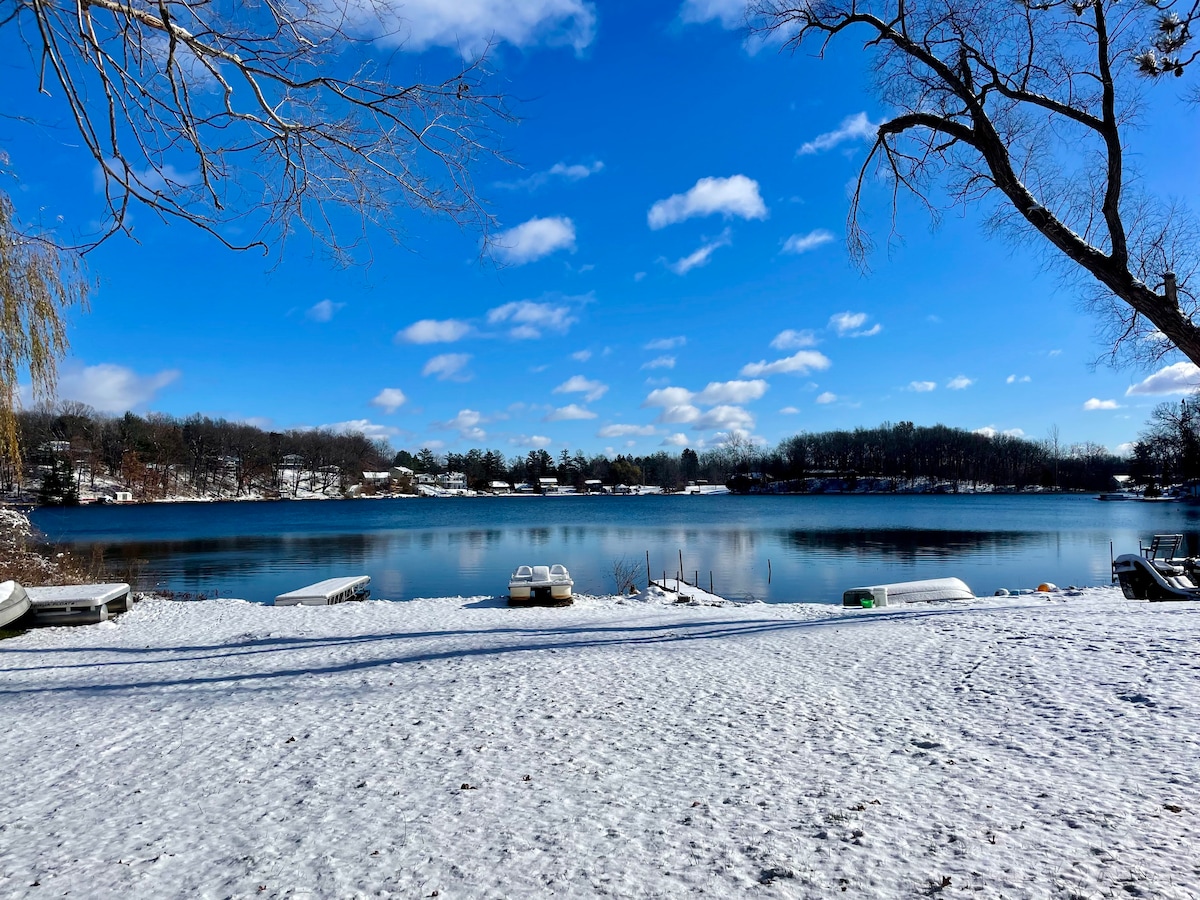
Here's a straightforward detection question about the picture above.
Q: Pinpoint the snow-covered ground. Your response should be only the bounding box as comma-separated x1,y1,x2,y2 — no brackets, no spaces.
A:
2,588,1197,898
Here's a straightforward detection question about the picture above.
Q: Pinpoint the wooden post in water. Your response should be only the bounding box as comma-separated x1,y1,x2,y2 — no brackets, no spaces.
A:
646,550,651,589
679,549,684,584
694,570,698,587
768,558,772,585
709,571,713,593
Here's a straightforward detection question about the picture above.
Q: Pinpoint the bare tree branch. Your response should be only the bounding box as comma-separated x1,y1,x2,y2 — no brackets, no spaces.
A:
2,0,514,259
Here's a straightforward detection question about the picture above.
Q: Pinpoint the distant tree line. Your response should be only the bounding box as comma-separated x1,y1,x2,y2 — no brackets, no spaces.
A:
9,404,393,502
10,405,1129,505
1128,399,1200,489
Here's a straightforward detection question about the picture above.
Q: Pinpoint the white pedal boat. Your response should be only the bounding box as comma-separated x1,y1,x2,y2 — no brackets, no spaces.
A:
508,564,574,606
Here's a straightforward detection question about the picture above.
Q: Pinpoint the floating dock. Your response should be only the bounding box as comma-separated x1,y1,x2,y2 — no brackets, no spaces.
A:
274,576,371,606
25,583,132,626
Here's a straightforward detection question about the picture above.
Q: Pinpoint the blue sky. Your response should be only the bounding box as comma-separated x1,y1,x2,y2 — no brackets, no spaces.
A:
5,0,1200,457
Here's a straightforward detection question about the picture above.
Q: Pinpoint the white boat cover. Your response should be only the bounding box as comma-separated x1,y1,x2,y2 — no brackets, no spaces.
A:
0,580,31,626
275,576,371,606
843,577,974,607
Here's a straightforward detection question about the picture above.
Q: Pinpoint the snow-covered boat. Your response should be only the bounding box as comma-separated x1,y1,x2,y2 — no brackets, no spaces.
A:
274,576,371,606
0,580,31,629
1112,534,1200,601
842,577,974,608
508,564,574,606
25,583,132,626
1097,491,1139,501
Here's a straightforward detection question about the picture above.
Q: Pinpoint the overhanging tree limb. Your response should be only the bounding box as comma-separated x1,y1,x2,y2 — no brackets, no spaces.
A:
752,0,1200,370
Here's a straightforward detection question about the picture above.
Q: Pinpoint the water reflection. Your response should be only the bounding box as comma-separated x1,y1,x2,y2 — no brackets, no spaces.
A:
779,528,1039,562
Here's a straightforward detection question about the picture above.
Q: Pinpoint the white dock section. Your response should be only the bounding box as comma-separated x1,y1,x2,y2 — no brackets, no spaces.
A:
25,583,132,625
274,576,371,607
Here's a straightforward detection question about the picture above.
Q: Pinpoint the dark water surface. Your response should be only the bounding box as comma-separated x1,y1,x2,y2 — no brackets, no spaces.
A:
28,494,1200,604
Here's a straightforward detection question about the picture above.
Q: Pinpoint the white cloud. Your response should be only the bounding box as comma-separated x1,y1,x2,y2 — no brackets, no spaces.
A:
436,409,487,440
974,426,1027,438
908,381,937,392
370,388,407,414
1084,398,1121,410
1007,374,1032,384
510,434,552,448
359,0,597,55
488,300,577,338
946,375,974,390
829,311,880,337
56,364,179,413
780,406,800,415
1125,362,1200,396
645,336,687,351
498,160,604,190
694,405,754,430
397,318,470,344
553,375,608,402
306,299,344,322
696,379,768,405
679,0,746,28
571,350,593,362
739,350,832,377
422,353,472,381
648,176,767,229
798,112,878,155
667,230,732,275
493,216,576,264
1114,441,1136,456
597,423,657,438
771,329,818,350
644,387,695,408
642,355,676,370
782,230,835,255
550,160,604,180
816,392,837,404
658,404,702,424
661,432,691,447
546,404,597,421
323,419,399,441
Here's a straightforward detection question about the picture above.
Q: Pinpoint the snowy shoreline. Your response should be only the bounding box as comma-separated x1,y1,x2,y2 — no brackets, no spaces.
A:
2,588,1197,898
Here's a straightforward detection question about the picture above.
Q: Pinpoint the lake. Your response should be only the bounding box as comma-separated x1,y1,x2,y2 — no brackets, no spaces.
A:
27,494,1200,604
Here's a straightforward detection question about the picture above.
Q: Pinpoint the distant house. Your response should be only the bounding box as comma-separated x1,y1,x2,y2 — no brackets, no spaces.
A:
414,473,436,486
438,472,467,490
390,465,414,482
488,480,512,494
538,477,560,494
113,491,134,503
281,454,305,468
583,479,604,493
41,440,72,454
363,471,391,485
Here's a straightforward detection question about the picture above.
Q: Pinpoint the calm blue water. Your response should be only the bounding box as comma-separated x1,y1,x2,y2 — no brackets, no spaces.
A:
27,494,1200,604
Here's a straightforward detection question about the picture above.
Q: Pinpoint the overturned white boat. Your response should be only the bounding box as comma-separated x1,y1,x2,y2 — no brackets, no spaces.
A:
1112,534,1200,601
274,575,371,606
843,577,974,608
508,564,574,606
25,582,132,626
0,580,31,629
